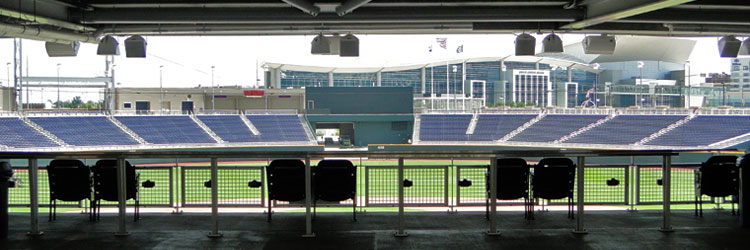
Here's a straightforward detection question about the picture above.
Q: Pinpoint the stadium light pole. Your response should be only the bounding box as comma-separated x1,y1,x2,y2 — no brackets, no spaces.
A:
211,66,215,110
5,62,10,110
159,65,164,113
56,63,61,110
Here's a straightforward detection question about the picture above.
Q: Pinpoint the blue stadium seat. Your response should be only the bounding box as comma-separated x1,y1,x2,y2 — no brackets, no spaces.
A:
468,114,537,141
197,115,261,142
246,115,310,142
0,117,58,148
646,115,750,146
567,115,685,145
419,114,472,141
30,116,139,146
115,116,215,144
509,115,606,142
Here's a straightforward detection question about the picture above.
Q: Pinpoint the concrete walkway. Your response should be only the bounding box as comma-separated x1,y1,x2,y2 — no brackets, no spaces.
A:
2,210,748,249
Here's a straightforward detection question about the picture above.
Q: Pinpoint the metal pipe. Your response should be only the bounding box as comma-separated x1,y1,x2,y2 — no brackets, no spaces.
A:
574,156,587,234
336,0,372,16
282,0,321,16
27,158,42,236
0,22,97,44
660,155,674,232
395,157,408,237
0,7,95,32
115,157,129,236
303,156,314,237
208,157,222,237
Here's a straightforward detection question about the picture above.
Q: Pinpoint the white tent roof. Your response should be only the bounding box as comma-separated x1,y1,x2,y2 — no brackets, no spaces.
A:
537,36,696,65
263,56,601,74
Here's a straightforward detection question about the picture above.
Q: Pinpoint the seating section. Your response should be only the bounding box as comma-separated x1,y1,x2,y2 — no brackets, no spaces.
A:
646,115,750,146
468,114,537,141
116,116,215,144
246,115,311,142
30,116,139,146
509,115,606,142
0,117,58,148
567,115,685,145
197,115,259,142
419,114,472,141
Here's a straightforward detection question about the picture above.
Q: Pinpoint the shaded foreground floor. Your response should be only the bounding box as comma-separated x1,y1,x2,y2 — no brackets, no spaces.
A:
2,209,748,250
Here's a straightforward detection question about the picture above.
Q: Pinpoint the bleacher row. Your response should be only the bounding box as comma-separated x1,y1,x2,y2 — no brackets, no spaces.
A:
0,115,313,148
418,114,750,147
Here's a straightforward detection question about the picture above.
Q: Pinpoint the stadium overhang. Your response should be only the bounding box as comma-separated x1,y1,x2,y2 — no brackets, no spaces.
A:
2,1,750,44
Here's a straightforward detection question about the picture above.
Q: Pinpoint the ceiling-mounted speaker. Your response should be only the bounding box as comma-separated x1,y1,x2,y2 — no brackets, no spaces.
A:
515,33,535,56
97,35,120,55
45,41,80,57
325,34,341,55
311,34,330,55
125,35,147,58
340,34,359,57
542,34,563,53
739,38,750,56
582,35,616,54
719,35,742,58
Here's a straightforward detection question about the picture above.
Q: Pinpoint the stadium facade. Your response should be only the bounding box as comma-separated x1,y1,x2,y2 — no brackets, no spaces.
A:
263,36,711,109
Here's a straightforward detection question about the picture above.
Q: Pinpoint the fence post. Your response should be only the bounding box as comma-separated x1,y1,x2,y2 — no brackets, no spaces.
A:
303,156,314,238
207,157,222,238
115,157,129,236
395,157,408,237
487,156,500,236
26,159,42,236
659,155,674,232
574,156,587,234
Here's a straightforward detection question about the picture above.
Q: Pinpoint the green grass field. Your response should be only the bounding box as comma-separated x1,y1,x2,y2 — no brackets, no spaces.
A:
6,159,734,212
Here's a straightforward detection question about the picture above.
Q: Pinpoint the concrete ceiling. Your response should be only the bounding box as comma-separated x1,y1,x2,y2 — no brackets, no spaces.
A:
1,0,749,44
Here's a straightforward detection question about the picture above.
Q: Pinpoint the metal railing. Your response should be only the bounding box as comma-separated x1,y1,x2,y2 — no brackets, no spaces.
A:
181,166,265,207
365,165,449,207
7,162,737,209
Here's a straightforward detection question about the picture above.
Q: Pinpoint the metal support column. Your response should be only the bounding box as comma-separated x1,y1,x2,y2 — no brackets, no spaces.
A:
660,155,674,232
207,157,222,238
27,158,42,236
303,156,315,237
115,157,129,236
487,156,500,236
574,156,587,234
395,157,408,237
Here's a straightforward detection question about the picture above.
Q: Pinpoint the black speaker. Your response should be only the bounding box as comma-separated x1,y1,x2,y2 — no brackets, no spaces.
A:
718,35,741,58
340,34,359,57
583,35,616,55
515,33,535,56
125,35,147,58
97,35,120,55
45,41,80,57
